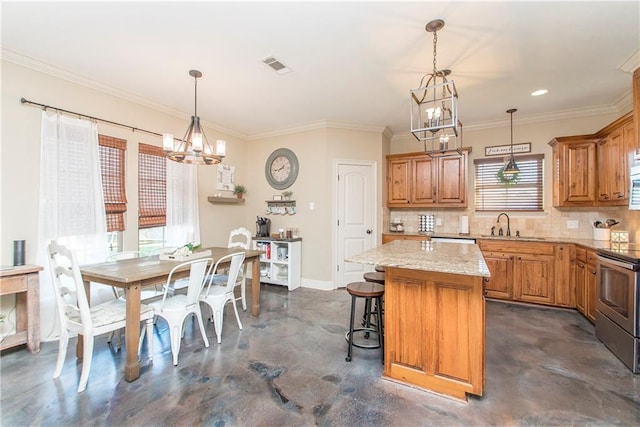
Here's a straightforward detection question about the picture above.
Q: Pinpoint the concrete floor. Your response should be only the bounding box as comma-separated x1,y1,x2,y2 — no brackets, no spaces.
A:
1,284,639,426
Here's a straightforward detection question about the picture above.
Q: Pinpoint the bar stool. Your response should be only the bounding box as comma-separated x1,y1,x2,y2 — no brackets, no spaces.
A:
345,281,384,363
362,271,385,331
374,265,386,273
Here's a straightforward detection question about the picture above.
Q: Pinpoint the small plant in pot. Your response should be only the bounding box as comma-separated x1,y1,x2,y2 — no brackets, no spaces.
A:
233,184,247,199
282,190,293,200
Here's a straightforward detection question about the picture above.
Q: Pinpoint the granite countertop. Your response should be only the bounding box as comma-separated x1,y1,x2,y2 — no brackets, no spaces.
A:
382,232,619,251
346,239,490,278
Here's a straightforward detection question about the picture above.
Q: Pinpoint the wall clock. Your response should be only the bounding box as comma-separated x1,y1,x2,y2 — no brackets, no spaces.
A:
265,148,299,190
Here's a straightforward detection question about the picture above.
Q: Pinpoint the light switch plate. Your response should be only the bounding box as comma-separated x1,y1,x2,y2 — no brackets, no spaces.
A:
436,217,442,226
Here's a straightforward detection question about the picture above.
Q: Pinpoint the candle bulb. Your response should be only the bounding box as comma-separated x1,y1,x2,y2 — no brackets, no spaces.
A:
216,140,226,156
162,133,174,152
191,133,203,152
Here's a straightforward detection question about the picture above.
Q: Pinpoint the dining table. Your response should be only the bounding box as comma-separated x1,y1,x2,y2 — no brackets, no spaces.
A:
79,246,264,382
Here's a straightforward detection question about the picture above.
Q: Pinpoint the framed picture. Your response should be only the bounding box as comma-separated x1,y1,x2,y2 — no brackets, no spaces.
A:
272,195,283,201
484,142,531,156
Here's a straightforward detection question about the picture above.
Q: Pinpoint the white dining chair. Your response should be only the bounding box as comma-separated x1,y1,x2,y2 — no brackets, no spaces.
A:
48,241,155,393
201,252,246,344
145,258,211,366
226,227,252,310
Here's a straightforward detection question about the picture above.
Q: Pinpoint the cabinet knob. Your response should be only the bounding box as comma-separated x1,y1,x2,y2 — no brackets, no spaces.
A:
366,229,373,234
591,270,597,275
518,256,522,260
483,277,490,283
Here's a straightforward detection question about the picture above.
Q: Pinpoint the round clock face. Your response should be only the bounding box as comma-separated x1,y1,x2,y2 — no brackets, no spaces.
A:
265,148,299,190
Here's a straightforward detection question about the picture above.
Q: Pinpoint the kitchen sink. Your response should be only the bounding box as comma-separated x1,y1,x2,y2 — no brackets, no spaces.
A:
479,234,546,241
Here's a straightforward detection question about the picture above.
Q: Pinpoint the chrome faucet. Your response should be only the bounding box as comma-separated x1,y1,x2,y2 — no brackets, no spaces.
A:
497,212,511,237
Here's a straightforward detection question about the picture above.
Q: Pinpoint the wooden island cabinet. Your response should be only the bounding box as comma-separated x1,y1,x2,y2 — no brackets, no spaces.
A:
346,240,489,402
386,149,469,208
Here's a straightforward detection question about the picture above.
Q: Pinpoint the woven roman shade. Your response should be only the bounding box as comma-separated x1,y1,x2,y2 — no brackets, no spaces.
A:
98,135,127,232
474,154,544,211
138,143,166,228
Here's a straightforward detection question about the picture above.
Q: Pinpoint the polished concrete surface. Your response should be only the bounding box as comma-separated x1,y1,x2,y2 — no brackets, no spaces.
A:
1,284,639,426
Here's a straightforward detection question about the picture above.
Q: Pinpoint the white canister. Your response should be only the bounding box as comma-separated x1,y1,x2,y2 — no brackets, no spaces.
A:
593,228,611,241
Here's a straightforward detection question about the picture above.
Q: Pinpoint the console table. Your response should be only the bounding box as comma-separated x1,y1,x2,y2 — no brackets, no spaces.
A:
0,265,42,353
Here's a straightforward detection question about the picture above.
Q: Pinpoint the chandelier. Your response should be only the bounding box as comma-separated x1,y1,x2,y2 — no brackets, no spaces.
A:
503,108,520,175
410,19,461,155
163,70,226,165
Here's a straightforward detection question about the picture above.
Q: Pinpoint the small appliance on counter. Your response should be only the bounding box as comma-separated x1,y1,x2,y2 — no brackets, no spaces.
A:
389,218,404,232
256,216,271,237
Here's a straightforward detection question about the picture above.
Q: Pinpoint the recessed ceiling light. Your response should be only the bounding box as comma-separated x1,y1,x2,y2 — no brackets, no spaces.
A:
531,89,548,97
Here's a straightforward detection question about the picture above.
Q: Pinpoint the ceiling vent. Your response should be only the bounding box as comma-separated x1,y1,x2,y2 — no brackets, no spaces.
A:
262,56,291,74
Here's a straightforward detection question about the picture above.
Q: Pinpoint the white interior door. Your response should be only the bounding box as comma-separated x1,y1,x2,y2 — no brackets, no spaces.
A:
335,161,377,288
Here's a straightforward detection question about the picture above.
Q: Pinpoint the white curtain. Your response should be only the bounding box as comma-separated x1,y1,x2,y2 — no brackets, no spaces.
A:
165,159,200,247
36,111,108,340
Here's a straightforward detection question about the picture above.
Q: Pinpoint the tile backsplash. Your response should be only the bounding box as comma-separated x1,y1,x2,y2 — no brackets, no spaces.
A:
385,207,640,242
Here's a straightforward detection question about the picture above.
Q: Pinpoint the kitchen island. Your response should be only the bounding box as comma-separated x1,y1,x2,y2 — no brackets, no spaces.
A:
346,239,490,401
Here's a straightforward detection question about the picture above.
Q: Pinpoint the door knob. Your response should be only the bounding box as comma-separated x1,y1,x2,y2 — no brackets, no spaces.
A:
366,229,373,234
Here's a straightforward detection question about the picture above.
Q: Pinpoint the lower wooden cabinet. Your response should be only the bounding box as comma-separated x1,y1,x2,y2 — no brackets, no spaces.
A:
479,240,559,306
575,246,597,323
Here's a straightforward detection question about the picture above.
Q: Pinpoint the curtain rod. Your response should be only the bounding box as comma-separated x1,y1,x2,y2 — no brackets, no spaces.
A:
20,97,171,140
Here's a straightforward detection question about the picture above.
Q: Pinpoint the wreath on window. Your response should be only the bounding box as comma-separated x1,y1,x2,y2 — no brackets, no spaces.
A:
496,167,520,185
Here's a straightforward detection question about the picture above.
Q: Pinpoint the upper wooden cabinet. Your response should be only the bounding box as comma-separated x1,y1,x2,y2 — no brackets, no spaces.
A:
549,112,635,207
597,114,633,205
549,135,598,207
386,149,469,208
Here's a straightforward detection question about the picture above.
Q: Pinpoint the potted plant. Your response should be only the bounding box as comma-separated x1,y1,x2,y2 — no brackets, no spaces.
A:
282,190,293,200
233,184,247,199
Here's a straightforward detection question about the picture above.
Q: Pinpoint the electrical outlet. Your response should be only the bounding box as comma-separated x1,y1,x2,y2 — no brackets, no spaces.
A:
436,217,442,226
567,220,579,229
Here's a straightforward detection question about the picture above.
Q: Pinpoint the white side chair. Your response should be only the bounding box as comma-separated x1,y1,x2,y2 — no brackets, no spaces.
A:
48,240,154,393
201,252,246,344
146,258,211,366
227,227,252,310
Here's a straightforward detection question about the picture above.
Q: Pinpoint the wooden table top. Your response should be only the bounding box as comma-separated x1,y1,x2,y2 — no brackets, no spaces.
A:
80,247,263,284
0,264,43,278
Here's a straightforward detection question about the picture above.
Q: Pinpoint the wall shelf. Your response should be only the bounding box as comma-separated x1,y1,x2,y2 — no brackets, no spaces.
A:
265,200,296,214
208,196,245,204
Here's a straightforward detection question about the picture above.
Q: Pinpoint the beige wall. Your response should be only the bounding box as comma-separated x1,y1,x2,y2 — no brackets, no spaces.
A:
246,126,388,285
387,113,640,241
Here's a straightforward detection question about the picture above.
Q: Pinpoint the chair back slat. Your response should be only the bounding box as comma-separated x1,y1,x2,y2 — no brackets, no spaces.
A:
48,240,92,330
228,227,252,250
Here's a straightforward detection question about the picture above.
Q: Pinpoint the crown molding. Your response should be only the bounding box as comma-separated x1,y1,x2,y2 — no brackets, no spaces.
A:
1,49,247,140
620,48,640,74
247,120,389,140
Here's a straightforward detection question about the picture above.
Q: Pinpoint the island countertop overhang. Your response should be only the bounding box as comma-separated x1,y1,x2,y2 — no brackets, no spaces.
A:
346,239,490,278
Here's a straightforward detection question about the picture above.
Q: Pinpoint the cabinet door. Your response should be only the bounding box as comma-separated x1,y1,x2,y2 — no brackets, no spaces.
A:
481,252,513,300
437,154,466,205
564,142,597,203
598,130,626,203
585,261,597,323
513,254,555,304
387,159,410,205
574,261,587,314
411,157,435,204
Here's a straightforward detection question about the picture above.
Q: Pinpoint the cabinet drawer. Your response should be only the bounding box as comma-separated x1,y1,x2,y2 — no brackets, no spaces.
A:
586,249,598,265
0,274,28,295
479,240,555,256
575,246,587,263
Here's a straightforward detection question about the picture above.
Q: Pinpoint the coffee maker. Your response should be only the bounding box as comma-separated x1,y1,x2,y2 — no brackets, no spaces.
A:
256,217,271,237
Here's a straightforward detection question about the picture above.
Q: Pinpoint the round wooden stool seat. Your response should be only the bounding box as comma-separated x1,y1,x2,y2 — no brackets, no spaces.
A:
344,281,385,363
363,272,385,285
346,281,384,298
374,265,386,273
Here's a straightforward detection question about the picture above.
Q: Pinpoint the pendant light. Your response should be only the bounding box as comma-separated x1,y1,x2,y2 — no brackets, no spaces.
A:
503,108,520,174
163,70,226,165
410,19,461,155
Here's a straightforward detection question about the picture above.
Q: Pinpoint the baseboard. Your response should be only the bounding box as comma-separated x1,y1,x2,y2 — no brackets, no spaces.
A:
300,278,334,291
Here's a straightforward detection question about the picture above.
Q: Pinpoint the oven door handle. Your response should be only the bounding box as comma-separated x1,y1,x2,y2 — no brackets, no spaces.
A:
597,255,635,271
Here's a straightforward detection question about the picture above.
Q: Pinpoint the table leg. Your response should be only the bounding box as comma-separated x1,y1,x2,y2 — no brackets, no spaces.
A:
26,273,40,353
78,280,92,359
124,283,141,382
251,258,261,317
